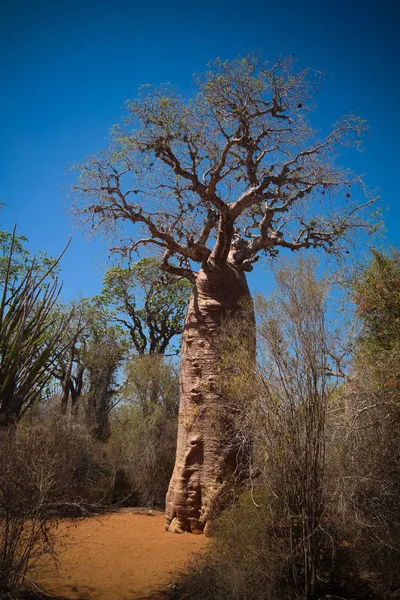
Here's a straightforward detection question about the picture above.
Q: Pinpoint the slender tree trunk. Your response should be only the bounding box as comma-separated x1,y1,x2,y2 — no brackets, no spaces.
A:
86,365,113,442
149,365,160,406
60,371,70,415
70,365,84,418
165,262,255,534
60,344,76,415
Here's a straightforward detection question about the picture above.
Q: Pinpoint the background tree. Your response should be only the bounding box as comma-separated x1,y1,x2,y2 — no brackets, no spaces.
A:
124,354,179,415
81,300,127,442
352,248,400,359
101,257,190,356
101,257,190,409
51,257,188,436
72,54,375,533
53,299,88,416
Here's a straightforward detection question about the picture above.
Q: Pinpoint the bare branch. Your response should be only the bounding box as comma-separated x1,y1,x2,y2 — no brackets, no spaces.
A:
161,250,197,283
71,55,374,273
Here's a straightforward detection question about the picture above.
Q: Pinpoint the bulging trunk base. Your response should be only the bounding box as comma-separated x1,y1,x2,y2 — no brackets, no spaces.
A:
165,263,254,534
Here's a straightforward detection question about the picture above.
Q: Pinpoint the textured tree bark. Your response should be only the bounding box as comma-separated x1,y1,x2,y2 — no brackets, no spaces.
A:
165,262,255,534
86,364,113,442
60,346,75,415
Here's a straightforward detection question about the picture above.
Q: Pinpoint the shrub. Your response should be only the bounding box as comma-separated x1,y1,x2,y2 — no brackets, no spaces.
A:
107,354,179,507
173,489,335,600
332,363,400,599
173,259,342,599
331,248,400,598
0,430,57,597
108,403,177,507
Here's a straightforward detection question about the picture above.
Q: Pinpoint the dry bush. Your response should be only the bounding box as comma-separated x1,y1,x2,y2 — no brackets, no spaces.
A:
332,359,400,599
175,255,400,600
22,356,179,511
0,429,58,597
108,403,177,507
18,415,114,512
173,490,307,600
106,355,178,507
0,414,120,597
175,258,349,600
327,250,400,598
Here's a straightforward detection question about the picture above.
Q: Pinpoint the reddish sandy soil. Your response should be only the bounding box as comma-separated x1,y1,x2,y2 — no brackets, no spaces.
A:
36,510,208,600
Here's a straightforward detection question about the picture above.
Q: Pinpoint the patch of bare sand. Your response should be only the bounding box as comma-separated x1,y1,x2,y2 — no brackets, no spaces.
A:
36,511,208,600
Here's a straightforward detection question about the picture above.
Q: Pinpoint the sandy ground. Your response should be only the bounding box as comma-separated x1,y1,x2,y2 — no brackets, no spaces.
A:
36,510,208,600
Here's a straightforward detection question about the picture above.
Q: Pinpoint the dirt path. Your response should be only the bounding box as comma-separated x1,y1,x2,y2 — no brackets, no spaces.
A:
36,510,208,600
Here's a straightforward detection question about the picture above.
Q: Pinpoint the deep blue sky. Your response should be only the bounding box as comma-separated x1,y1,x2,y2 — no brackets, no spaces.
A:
1,0,399,301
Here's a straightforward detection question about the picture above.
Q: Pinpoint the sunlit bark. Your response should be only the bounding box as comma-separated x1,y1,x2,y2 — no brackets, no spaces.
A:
166,263,254,533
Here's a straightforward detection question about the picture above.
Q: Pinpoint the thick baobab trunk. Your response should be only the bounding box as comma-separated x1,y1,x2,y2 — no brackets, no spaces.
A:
165,262,255,534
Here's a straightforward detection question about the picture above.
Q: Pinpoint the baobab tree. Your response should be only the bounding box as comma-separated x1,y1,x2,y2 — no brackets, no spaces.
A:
72,55,374,534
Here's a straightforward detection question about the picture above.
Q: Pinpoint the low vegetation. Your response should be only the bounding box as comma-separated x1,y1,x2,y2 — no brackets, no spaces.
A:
0,225,182,599
1,226,399,600
171,255,400,600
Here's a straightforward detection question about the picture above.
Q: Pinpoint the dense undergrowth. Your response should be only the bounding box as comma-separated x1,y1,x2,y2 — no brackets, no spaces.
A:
0,400,177,599
1,251,400,600
168,256,400,600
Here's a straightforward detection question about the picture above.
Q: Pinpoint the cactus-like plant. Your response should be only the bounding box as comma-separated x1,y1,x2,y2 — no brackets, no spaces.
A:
0,226,71,428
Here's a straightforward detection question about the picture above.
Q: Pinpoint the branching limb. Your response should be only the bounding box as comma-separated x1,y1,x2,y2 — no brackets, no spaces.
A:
161,250,197,283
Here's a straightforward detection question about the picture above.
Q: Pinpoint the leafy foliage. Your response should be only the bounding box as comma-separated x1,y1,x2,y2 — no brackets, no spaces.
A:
333,249,400,597
101,257,191,355
352,248,400,352
109,401,177,507
124,354,179,414
0,219,58,291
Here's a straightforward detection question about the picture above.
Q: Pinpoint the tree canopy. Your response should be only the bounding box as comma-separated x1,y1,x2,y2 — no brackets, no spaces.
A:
73,55,374,280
